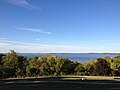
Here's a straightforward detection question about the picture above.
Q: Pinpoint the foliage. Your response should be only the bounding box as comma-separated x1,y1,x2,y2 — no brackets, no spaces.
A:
0,50,120,78
93,58,111,76
1,50,27,78
111,56,120,76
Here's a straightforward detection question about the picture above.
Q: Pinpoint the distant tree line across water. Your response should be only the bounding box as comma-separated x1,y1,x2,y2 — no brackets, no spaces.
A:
0,50,120,78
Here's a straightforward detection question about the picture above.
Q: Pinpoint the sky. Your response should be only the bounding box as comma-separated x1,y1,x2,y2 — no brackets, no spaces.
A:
0,0,120,53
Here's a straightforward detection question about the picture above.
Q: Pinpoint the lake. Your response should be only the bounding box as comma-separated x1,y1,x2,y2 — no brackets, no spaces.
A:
17,53,118,62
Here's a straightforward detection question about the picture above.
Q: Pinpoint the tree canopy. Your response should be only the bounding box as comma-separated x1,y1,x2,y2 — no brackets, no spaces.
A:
0,50,120,78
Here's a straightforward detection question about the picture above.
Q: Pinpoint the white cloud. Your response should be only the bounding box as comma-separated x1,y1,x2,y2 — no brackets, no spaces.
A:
0,39,84,53
0,39,120,53
15,27,51,35
8,0,40,10
0,38,6,40
36,38,40,41
0,39,39,46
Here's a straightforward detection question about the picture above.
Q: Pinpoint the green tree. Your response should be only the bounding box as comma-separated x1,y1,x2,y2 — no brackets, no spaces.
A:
26,57,41,76
16,56,27,77
2,50,18,77
93,58,111,76
75,62,85,75
0,54,6,78
111,56,120,76
83,60,95,76
59,58,74,75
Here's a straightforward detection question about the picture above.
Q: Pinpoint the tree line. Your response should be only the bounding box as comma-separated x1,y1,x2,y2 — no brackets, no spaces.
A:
0,50,120,78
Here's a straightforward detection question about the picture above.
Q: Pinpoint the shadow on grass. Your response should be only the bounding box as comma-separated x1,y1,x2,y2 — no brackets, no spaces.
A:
0,77,120,90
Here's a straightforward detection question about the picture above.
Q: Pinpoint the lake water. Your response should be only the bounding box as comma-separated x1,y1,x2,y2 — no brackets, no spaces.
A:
17,53,118,62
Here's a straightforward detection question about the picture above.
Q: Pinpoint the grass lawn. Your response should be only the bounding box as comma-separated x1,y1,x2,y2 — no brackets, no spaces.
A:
0,76,120,90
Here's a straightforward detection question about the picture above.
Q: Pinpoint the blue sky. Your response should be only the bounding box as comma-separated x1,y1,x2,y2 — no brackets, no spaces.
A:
0,0,120,53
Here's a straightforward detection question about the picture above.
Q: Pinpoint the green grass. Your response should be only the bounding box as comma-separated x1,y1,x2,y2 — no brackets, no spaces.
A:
0,76,120,90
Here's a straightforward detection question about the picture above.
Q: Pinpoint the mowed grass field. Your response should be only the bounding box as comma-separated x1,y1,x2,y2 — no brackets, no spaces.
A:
0,76,120,90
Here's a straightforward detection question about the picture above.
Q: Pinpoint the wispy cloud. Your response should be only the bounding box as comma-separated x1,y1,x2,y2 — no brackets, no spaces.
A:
0,38,6,40
1,39,120,53
0,39,40,46
15,27,51,35
0,39,85,53
36,38,40,41
8,0,40,10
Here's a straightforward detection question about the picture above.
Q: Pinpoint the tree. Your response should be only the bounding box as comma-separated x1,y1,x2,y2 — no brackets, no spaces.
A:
56,58,73,75
46,56,57,75
111,56,120,76
16,56,27,77
0,54,6,78
83,60,95,76
93,58,111,76
0,54,6,65
75,62,85,75
26,57,41,76
2,50,18,77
